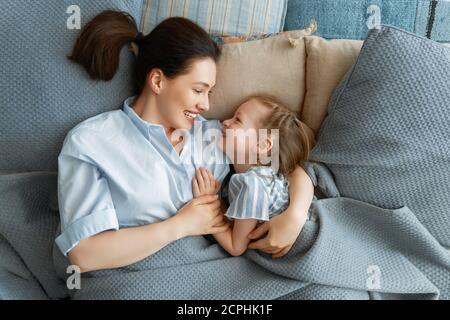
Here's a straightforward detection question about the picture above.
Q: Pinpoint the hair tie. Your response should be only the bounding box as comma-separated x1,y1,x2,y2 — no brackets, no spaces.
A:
135,32,144,44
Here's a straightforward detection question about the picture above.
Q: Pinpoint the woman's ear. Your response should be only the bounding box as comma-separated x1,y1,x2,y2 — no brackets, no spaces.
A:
146,68,165,95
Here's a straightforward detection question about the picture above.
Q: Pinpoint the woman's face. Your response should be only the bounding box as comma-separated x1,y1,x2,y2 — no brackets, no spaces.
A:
156,58,216,131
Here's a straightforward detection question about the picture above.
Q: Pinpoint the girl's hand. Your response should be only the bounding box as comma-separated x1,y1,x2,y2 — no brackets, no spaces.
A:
247,208,307,258
174,194,230,237
192,167,221,198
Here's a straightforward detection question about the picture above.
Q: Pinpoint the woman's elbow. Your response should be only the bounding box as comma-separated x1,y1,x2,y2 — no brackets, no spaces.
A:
67,242,94,273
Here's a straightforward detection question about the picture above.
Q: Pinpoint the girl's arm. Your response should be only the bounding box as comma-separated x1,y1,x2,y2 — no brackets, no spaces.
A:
213,219,258,256
247,165,314,258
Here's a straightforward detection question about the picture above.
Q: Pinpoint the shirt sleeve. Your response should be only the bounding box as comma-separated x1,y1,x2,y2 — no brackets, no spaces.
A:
55,131,119,257
225,172,270,221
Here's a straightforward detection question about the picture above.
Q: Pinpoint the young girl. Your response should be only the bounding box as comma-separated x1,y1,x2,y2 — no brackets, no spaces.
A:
193,95,314,256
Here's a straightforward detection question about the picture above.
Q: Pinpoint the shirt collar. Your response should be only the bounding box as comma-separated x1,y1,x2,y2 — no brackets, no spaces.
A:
122,96,164,140
122,96,208,139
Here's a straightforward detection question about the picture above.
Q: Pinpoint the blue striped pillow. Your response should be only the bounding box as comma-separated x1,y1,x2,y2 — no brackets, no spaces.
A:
140,0,288,36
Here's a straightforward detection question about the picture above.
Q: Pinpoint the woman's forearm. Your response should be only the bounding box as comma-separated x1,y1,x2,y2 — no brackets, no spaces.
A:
286,165,314,219
68,215,186,273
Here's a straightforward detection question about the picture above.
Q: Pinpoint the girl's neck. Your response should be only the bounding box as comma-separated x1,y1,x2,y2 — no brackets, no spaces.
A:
233,163,253,174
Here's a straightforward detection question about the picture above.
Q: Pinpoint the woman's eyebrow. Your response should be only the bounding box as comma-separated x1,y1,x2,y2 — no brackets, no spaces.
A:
193,81,215,88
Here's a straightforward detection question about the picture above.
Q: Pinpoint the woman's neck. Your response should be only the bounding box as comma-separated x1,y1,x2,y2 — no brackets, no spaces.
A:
132,92,179,143
132,92,163,126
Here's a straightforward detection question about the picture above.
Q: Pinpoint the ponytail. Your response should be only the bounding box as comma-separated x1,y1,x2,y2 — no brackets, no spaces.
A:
68,10,138,81
68,11,221,92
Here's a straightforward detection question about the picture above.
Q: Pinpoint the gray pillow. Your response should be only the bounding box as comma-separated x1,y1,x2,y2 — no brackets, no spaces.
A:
309,25,450,247
0,0,143,171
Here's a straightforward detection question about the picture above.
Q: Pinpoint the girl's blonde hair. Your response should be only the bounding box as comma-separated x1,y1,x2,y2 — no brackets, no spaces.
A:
246,94,315,176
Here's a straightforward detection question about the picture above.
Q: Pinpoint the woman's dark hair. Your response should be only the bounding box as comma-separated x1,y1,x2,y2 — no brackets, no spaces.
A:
68,10,221,92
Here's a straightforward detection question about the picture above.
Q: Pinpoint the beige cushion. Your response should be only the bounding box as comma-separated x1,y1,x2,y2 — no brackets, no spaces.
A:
205,27,314,121
302,36,363,135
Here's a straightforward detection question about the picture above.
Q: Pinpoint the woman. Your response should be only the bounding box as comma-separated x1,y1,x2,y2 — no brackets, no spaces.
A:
55,11,314,273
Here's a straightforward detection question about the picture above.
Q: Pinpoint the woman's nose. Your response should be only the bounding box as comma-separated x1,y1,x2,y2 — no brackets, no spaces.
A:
197,96,210,112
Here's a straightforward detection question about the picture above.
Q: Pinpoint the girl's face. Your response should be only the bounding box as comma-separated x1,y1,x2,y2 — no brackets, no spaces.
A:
154,58,216,131
220,99,272,164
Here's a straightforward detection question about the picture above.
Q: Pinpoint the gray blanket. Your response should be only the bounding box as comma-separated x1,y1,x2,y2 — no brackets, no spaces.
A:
47,161,448,300
1,163,449,299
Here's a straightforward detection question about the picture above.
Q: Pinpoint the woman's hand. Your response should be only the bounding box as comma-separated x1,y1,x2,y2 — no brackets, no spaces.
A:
247,209,307,258
192,167,221,198
247,164,314,258
174,194,230,238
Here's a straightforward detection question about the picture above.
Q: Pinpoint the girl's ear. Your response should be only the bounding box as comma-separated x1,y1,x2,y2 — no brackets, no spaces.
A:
255,135,273,155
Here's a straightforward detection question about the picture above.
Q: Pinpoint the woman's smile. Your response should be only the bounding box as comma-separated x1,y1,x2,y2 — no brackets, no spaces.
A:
184,110,199,124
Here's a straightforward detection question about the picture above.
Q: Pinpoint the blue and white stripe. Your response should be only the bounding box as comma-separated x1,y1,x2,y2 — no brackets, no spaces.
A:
141,0,288,36
225,166,289,222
